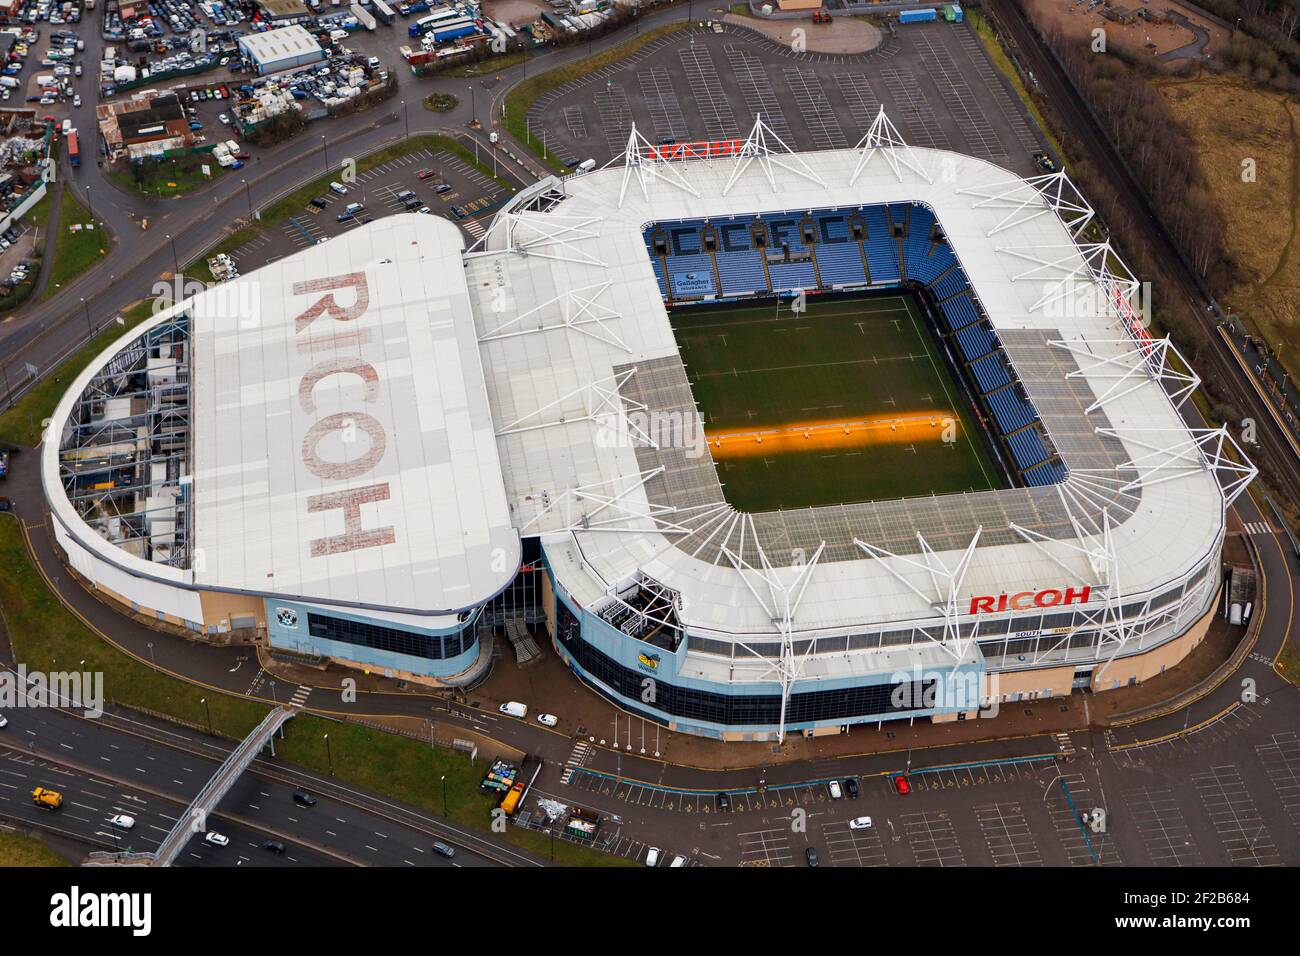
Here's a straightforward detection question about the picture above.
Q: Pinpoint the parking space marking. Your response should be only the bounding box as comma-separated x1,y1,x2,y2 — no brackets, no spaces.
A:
783,67,848,150
737,827,794,867
836,73,882,139
678,43,740,141
900,810,965,867
562,105,588,140
1124,785,1203,867
974,802,1042,866
879,67,951,150
725,45,793,142
638,66,691,143
1193,764,1282,866
822,820,889,867
1256,731,1300,836
952,28,1042,154
913,30,1005,160
594,84,633,156
1046,772,1123,866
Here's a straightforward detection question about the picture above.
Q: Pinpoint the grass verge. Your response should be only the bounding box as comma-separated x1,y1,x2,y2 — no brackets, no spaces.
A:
502,21,692,173
38,187,111,303
262,133,512,225
1277,638,1300,686
0,831,71,866
967,9,1067,164
108,153,227,198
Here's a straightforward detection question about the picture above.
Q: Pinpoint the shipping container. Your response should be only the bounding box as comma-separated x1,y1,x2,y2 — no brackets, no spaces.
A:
899,7,937,22
373,0,396,22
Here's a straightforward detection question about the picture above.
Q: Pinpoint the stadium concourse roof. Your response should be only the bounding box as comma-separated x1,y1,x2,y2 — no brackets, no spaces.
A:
44,216,519,617
466,134,1244,639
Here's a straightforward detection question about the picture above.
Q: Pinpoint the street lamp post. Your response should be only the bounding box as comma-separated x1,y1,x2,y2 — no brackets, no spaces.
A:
324,734,334,776
164,234,178,275
80,297,91,337
200,697,212,735
401,99,409,138
322,135,330,175
241,177,252,218
440,774,447,815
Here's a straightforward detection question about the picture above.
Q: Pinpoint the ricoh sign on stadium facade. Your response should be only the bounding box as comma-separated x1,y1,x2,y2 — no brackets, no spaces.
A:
41,126,1253,742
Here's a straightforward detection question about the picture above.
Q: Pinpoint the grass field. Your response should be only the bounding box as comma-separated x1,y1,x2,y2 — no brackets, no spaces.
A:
672,293,1000,510
0,831,71,867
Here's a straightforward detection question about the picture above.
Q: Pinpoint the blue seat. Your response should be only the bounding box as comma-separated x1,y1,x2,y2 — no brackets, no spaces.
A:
1007,428,1049,469
815,243,867,287
715,250,769,297
930,268,970,302
670,227,702,255
941,294,981,333
1024,459,1067,487
988,387,1036,434
665,253,715,297
970,354,1011,394
768,260,817,293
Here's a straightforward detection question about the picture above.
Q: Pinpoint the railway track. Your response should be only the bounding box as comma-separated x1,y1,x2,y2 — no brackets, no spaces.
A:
984,0,1300,505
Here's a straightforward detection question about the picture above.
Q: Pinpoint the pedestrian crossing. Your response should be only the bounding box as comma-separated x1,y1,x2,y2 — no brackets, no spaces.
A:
1054,733,1075,756
288,684,312,708
560,740,593,785
462,217,485,239
1243,522,1272,536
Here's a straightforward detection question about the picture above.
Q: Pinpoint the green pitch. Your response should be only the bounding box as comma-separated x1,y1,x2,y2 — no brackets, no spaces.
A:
670,293,1003,512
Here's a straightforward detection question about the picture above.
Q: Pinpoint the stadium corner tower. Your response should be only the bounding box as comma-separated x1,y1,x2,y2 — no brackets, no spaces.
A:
44,133,1255,741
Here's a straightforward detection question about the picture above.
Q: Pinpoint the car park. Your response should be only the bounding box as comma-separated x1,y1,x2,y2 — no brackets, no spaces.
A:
849,816,873,830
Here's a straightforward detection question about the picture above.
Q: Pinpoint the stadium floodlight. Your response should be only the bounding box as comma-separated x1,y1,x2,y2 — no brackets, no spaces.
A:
722,114,825,197
616,125,702,209
850,105,933,186
957,168,1094,238
1050,336,1201,412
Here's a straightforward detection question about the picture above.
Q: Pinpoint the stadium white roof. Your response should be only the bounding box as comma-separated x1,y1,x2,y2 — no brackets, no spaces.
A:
465,137,1245,640
45,216,519,616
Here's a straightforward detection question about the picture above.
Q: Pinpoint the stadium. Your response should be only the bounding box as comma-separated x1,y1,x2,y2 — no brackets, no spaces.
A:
41,112,1256,741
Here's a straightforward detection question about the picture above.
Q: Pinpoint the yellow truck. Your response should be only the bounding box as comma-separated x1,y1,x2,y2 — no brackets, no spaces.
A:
32,787,62,809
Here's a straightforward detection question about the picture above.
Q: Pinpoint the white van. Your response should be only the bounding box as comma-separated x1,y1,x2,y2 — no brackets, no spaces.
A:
60,119,72,136
0,77,17,88
576,158,596,172
328,181,348,196
498,701,527,719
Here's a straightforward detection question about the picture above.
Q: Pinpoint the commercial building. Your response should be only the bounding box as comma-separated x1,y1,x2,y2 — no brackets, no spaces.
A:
237,24,325,75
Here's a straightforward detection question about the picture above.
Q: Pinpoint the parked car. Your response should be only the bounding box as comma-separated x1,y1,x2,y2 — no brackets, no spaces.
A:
433,183,452,194
0,714,8,729
827,779,843,800
536,713,558,727
716,792,730,810
805,846,819,867
644,846,660,867
849,816,873,830
417,167,436,179
844,777,859,798
894,775,911,795
669,854,687,867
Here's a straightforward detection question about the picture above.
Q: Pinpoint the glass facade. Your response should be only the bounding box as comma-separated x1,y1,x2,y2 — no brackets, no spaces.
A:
307,612,474,662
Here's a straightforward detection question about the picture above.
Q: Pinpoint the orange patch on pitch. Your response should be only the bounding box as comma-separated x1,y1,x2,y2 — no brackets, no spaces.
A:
707,413,959,459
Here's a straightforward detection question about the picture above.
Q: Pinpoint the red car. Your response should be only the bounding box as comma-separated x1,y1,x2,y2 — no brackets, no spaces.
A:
417,168,437,180
893,775,911,795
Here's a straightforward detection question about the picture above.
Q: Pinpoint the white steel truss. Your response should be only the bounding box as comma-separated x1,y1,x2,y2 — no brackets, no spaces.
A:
468,212,606,267
853,528,982,664
719,513,826,743
1079,425,1257,508
1050,336,1201,412
956,168,1094,238
998,240,1140,317
495,368,649,440
519,468,731,537
723,114,826,197
477,281,631,352
617,125,702,209
850,105,933,186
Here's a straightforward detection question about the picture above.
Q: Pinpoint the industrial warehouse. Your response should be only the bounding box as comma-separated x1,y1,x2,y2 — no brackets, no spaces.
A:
41,114,1255,741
